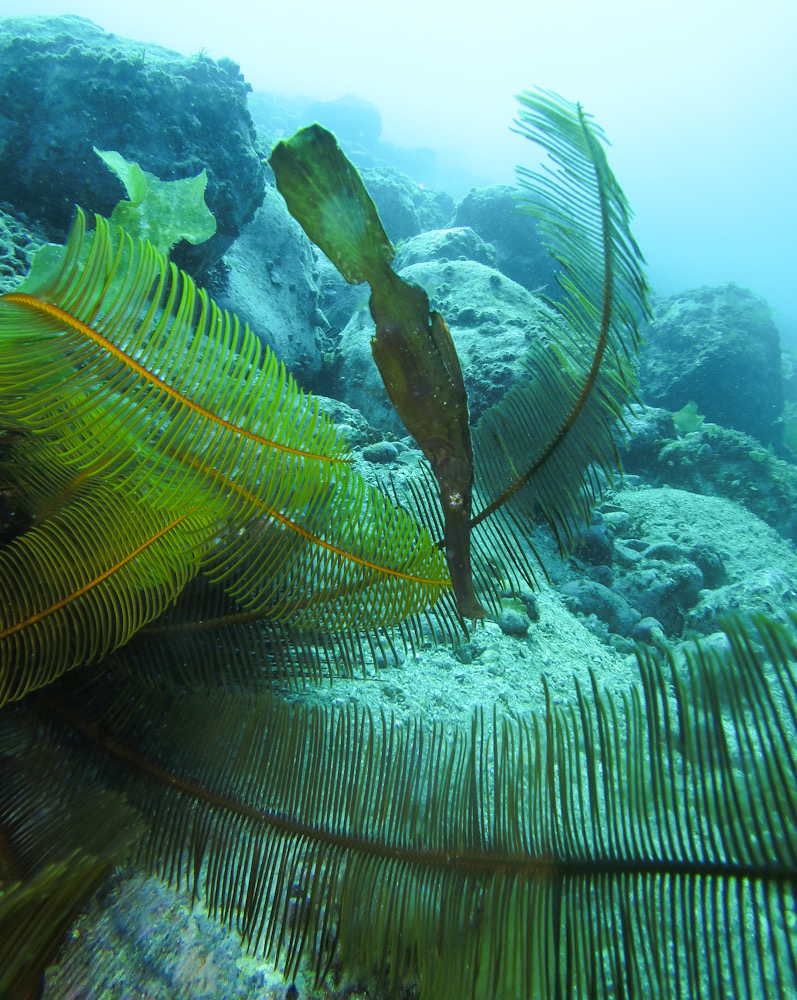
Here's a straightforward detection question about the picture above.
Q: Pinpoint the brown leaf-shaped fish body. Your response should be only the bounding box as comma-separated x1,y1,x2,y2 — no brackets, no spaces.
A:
368,267,484,618
270,126,484,619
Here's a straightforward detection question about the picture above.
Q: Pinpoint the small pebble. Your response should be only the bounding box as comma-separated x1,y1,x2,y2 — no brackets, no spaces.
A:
497,608,530,637
362,441,399,464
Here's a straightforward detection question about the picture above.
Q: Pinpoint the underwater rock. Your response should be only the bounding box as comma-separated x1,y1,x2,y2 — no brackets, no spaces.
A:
686,566,797,634
359,165,452,240
0,14,265,278
392,227,497,270
310,395,382,450
624,406,797,544
689,542,727,589
451,184,559,296
41,870,272,999
639,283,783,445
219,184,326,380
590,483,797,640
314,254,367,346
620,561,704,635
630,616,668,648
362,441,399,464
248,90,313,144
572,516,614,567
557,487,742,640
338,259,558,434
497,607,531,636
560,579,641,637
520,591,540,622
250,91,383,154
0,208,47,295
620,407,674,467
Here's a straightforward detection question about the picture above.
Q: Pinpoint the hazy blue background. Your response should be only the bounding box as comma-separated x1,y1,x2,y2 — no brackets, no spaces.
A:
3,0,796,339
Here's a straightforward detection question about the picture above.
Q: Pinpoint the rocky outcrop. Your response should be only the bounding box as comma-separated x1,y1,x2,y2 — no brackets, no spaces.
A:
359,166,452,241
451,184,558,296
639,283,783,444
623,406,797,544
0,14,265,277
337,259,558,434
392,227,496,270
559,483,797,642
219,184,327,382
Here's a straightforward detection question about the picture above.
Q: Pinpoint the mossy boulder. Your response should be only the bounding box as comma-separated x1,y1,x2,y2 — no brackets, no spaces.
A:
450,184,558,297
639,283,783,445
337,259,558,434
0,14,265,278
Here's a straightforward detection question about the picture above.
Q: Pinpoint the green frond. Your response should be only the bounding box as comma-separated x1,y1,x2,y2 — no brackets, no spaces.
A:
0,209,348,523
0,211,453,635
38,613,797,998
0,476,214,706
0,737,141,1000
472,89,649,555
206,464,453,628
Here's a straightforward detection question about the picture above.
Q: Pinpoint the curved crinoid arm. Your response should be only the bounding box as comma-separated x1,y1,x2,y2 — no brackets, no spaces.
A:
471,89,649,565
0,214,453,684
35,610,797,998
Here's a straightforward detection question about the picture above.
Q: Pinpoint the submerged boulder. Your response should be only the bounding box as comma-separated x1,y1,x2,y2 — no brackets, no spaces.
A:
639,283,783,444
219,184,327,382
359,165,452,240
623,406,797,544
392,227,496,270
451,184,558,296
337,259,557,435
0,14,265,277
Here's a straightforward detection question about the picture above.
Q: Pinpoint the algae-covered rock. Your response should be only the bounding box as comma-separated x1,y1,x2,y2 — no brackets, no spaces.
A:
219,184,326,380
450,184,558,296
338,259,558,434
623,406,797,543
639,283,783,444
393,227,497,270
0,14,265,278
